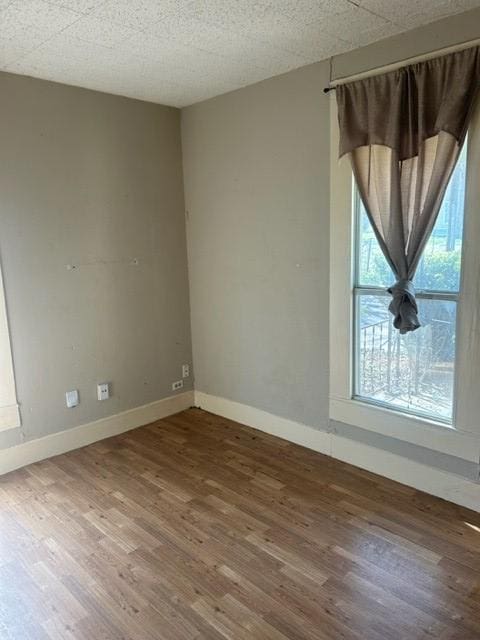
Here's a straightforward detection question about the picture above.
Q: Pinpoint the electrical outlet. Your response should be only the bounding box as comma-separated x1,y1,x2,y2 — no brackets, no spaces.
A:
182,364,190,378
97,382,110,401
66,389,79,408
172,380,184,391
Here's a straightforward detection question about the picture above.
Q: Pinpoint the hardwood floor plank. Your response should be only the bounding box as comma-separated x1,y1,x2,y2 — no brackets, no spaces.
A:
0,408,479,639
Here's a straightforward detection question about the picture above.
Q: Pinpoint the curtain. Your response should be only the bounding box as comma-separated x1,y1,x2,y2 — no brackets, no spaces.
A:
336,46,480,333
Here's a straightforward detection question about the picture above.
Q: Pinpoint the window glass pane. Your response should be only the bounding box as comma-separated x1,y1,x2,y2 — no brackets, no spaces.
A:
356,143,466,292
355,294,456,422
356,201,394,288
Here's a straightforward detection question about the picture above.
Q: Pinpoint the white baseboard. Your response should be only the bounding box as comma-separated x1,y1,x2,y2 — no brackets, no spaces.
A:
0,390,194,476
194,391,480,512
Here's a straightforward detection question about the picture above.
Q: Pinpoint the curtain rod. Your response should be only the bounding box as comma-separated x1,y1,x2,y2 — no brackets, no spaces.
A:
323,36,480,93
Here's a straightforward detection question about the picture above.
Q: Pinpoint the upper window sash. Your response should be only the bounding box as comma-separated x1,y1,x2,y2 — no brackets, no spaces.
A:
353,142,467,296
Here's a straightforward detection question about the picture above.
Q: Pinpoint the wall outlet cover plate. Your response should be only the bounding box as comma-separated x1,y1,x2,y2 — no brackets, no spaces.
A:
66,389,79,408
97,383,110,401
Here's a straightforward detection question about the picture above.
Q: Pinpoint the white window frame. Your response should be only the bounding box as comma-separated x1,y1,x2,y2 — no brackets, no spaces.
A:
0,264,20,431
329,96,480,465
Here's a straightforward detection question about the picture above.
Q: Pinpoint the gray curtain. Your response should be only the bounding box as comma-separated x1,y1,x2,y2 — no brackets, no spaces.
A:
336,46,480,333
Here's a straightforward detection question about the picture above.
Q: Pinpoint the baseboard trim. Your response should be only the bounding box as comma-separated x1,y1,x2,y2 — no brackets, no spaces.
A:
0,390,194,475
194,391,480,512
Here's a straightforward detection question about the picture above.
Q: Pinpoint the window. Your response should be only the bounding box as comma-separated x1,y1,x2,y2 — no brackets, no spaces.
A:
353,144,467,423
330,91,480,463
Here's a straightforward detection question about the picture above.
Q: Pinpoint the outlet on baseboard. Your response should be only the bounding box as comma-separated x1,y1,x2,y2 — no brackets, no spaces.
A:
172,380,184,391
182,364,190,378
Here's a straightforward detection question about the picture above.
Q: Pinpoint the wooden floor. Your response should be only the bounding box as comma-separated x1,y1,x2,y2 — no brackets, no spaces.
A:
0,409,479,639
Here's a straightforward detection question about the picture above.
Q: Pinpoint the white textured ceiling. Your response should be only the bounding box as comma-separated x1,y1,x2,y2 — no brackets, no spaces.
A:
1,0,479,107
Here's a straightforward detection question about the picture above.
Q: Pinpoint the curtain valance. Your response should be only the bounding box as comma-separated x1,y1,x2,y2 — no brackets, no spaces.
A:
337,46,480,160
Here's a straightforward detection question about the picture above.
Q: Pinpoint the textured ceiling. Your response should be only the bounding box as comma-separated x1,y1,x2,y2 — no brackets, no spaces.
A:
1,0,479,107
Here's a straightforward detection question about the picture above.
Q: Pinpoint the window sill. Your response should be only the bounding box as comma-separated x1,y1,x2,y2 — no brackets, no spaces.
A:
329,396,479,463
0,404,21,432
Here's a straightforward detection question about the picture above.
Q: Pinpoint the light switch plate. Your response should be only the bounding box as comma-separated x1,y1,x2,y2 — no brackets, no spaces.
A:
66,389,79,408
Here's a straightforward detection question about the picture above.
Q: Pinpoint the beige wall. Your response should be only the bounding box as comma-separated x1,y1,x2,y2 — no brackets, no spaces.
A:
182,62,331,429
181,8,480,435
0,71,192,448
